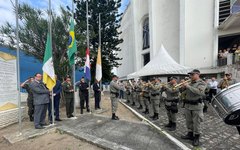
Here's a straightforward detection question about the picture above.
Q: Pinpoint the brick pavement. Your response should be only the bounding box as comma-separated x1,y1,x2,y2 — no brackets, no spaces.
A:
124,101,240,150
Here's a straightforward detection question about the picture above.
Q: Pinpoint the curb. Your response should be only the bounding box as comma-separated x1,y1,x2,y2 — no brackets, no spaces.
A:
119,101,191,150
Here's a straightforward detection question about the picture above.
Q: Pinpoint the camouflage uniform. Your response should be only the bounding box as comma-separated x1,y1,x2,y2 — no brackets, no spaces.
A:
110,80,123,119
181,79,207,146
163,83,180,131
22,81,34,121
142,84,150,114
149,82,161,120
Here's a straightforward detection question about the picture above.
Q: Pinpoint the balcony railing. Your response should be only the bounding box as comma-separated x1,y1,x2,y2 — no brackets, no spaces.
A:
218,53,239,66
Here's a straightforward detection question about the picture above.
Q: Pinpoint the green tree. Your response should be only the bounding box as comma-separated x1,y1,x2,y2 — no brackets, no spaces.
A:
0,4,73,81
74,0,123,82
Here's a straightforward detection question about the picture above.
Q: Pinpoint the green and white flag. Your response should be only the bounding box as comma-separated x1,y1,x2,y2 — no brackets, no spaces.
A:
42,33,56,90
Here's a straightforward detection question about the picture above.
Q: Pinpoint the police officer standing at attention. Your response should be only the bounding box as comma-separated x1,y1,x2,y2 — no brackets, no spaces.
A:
181,69,207,146
110,75,124,120
93,79,101,110
142,81,150,114
77,77,90,114
125,81,131,103
21,77,34,121
162,77,180,131
62,76,74,118
149,78,161,120
136,79,143,109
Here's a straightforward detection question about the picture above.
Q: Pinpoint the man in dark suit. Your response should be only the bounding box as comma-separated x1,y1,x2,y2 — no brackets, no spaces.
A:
93,80,101,110
48,75,62,123
30,73,51,129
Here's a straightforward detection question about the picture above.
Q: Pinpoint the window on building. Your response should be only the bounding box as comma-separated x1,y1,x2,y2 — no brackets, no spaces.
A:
143,18,150,50
143,53,150,66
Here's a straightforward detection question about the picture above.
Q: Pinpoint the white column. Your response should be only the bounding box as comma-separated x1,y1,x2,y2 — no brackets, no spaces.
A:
213,0,219,67
179,0,185,65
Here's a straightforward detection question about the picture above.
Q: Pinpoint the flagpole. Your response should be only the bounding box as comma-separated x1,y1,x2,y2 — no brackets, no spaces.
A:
86,0,91,111
98,13,102,103
15,0,22,135
48,0,55,125
71,0,77,117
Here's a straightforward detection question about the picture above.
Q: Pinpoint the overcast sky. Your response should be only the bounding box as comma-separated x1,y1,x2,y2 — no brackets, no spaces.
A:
0,0,129,26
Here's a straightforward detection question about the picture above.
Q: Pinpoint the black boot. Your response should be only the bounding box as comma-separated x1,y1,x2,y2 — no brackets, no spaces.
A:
131,102,135,106
168,122,176,131
181,132,194,140
87,108,90,112
203,106,208,113
193,134,200,146
137,105,143,109
164,121,172,128
153,113,159,120
112,113,119,120
142,109,149,114
80,109,83,114
29,116,34,122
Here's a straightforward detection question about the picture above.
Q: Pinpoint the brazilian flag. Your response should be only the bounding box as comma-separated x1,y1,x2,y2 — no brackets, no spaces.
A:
67,18,77,66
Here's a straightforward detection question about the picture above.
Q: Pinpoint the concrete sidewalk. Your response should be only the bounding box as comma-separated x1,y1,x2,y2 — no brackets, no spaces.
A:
58,114,182,150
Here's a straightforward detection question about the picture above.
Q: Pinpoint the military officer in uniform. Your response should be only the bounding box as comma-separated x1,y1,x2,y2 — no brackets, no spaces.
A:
136,79,143,109
125,82,131,103
162,77,180,131
181,69,207,146
62,76,74,118
77,77,90,113
149,78,161,120
131,80,137,106
218,73,237,90
110,75,124,120
142,81,151,114
21,77,34,121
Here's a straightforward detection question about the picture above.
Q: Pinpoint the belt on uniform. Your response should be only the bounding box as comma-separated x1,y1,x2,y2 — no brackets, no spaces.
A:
143,96,150,98
151,93,160,96
184,99,202,105
166,99,179,103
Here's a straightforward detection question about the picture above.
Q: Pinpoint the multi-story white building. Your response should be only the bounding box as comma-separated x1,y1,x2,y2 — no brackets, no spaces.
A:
117,0,240,79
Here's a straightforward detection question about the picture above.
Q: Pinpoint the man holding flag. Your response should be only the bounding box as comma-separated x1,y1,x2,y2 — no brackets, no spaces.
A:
30,33,55,129
94,44,102,110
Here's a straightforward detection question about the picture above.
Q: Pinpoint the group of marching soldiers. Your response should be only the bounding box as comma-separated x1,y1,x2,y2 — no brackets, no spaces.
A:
125,77,184,127
110,69,238,147
124,69,207,146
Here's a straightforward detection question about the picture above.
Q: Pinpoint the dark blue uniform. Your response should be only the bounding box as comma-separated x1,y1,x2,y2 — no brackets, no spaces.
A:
93,83,101,109
77,81,89,113
48,80,62,121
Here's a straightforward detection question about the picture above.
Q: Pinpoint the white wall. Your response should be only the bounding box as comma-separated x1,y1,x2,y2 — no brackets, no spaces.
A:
184,0,215,68
150,0,180,62
117,3,135,77
132,0,149,70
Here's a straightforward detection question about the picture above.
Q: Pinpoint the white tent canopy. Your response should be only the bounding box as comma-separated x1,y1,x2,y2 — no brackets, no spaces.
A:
132,45,192,77
127,72,138,79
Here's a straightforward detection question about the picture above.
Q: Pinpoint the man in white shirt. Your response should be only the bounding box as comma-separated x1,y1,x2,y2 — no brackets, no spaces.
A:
208,77,218,102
